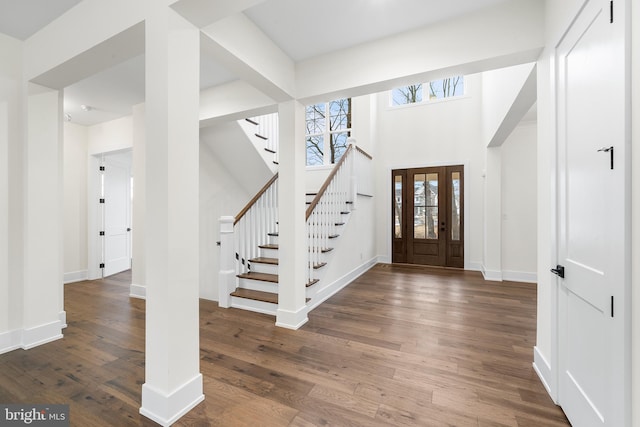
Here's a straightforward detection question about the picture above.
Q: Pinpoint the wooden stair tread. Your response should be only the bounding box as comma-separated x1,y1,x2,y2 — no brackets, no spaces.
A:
245,118,258,125
259,244,279,250
313,262,327,269
341,211,350,215
335,222,345,226
264,147,276,153
237,272,278,283
306,279,319,287
250,257,278,265
255,133,268,140
231,288,278,304
268,232,279,237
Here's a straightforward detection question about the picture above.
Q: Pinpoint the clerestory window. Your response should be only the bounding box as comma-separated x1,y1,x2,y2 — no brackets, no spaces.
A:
391,76,465,106
305,98,352,166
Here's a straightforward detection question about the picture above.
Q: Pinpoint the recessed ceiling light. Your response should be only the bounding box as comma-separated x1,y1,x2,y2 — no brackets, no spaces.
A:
80,104,92,112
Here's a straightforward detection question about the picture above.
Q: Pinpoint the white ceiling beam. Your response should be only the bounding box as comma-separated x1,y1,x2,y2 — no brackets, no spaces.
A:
295,0,544,104
201,13,295,102
170,0,266,28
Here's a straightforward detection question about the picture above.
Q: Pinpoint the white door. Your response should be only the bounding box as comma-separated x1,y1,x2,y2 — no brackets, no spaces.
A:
103,155,131,277
556,0,629,426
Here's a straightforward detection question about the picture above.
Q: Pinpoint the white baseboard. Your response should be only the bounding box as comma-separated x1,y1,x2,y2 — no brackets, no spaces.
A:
130,283,146,300
276,305,309,330
59,310,67,329
22,320,64,350
140,374,204,427
64,270,88,284
502,270,537,283
0,329,22,355
481,265,503,282
307,256,379,312
533,346,557,404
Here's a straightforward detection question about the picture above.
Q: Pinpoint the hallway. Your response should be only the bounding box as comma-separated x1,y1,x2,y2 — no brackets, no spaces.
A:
0,266,568,426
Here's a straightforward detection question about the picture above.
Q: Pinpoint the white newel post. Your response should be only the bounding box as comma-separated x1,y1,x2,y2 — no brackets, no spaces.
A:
348,137,358,211
218,216,235,308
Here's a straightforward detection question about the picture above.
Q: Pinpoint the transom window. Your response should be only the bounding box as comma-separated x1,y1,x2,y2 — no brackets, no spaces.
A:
391,76,465,106
305,98,351,166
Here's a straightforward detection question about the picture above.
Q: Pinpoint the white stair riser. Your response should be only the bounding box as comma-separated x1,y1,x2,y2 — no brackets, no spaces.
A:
260,247,279,258
231,297,277,316
238,277,278,294
268,235,278,245
250,262,278,275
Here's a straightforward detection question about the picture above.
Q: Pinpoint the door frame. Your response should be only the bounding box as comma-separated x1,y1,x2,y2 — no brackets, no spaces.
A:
385,161,470,269
87,149,132,280
547,0,632,423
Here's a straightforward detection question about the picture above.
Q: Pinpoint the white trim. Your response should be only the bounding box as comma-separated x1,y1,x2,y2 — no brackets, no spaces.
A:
140,374,204,427
22,320,63,350
307,256,379,312
59,310,67,329
0,329,22,355
64,270,88,284
481,265,503,282
275,305,309,330
129,283,146,299
533,346,557,404
502,270,537,283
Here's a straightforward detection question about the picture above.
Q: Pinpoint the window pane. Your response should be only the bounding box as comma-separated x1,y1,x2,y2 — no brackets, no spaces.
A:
392,84,423,105
427,207,438,239
426,173,439,206
451,172,461,241
394,176,402,238
306,135,324,166
428,76,464,99
305,104,325,135
329,98,350,131
414,174,426,207
330,132,349,164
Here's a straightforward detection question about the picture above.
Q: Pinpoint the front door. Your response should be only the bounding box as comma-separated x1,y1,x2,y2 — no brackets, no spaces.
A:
556,0,628,425
392,166,463,268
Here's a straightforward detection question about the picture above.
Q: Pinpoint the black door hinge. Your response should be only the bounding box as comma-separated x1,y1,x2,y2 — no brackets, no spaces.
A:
99,263,105,269
611,296,614,317
99,231,105,236
99,198,105,203
610,1,614,23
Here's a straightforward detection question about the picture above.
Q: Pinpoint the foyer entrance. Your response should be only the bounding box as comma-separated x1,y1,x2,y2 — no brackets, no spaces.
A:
392,166,464,267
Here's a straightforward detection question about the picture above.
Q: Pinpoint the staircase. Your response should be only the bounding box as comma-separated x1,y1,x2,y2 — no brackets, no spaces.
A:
228,190,353,314
218,117,373,320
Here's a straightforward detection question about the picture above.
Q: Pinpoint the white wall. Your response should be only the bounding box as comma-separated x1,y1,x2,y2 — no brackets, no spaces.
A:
373,73,485,268
632,0,640,423
88,115,133,155
0,33,22,348
199,138,252,301
501,122,537,281
63,122,89,282
482,63,536,147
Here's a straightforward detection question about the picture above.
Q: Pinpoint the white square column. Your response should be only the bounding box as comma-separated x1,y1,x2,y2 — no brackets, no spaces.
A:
23,84,65,348
139,8,203,426
483,146,502,281
276,100,308,329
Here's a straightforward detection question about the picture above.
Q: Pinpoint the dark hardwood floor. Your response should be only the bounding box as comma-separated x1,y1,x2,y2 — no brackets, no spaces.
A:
0,264,569,426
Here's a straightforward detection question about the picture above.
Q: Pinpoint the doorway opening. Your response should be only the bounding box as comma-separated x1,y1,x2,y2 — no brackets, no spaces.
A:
392,165,464,268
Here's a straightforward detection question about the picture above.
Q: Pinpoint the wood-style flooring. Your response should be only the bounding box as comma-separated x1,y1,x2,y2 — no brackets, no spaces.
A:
0,264,569,426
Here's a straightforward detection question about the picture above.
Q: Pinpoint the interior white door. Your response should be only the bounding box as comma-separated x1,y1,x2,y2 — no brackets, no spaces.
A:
556,0,628,426
103,156,131,277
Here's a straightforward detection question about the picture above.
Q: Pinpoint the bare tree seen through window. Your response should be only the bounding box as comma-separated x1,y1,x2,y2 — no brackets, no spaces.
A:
305,98,351,165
